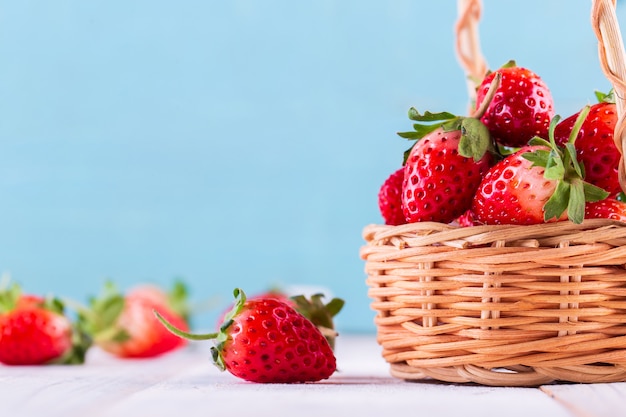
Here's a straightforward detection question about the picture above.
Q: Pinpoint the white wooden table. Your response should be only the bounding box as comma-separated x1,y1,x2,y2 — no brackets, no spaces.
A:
1,334,623,417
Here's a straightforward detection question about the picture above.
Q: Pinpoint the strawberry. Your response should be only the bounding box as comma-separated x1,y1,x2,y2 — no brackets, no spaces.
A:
397,74,503,224
402,126,493,223
378,167,406,225
585,199,626,222
554,92,621,197
455,210,477,227
156,288,338,383
0,283,91,365
471,145,563,225
217,287,344,350
471,107,609,225
82,280,190,358
475,61,554,148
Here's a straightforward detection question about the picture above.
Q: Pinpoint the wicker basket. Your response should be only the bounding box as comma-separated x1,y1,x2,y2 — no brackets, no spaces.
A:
361,0,626,386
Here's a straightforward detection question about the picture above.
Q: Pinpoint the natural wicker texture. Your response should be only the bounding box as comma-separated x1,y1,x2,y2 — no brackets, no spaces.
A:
593,0,626,194
362,1,626,386
362,220,626,386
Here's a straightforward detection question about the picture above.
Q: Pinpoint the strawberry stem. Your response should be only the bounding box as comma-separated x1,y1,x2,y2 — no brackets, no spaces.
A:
153,310,218,340
471,72,502,120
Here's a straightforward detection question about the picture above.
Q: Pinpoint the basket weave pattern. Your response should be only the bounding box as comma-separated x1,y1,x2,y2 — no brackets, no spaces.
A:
363,220,626,386
362,0,626,386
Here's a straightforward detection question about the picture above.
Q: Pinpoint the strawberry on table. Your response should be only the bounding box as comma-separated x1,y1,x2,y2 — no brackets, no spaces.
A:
0,283,91,365
475,60,555,148
554,91,621,197
217,287,344,351
471,106,609,225
82,280,190,359
156,288,339,383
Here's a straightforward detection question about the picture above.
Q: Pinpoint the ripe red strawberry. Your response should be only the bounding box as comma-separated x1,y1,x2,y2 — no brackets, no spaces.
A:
156,288,338,383
554,95,621,197
217,287,344,351
0,284,90,365
475,61,554,148
378,167,406,225
402,126,493,223
472,107,609,225
471,145,562,225
585,199,626,222
397,74,502,224
455,210,476,227
83,280,190,358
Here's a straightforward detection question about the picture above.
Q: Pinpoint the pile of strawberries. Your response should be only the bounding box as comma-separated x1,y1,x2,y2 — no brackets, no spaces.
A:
0,280,344,384
378,61,626,227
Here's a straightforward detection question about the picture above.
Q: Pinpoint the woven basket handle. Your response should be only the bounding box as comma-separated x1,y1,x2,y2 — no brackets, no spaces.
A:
455,0,488,107
592,0,626,194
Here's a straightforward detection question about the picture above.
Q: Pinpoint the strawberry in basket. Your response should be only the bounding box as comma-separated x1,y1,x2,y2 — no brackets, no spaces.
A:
475,60,555,148
155,288,338,383
389,74,502,224
471,106,610,225
0,283,91,365
554,91,621,198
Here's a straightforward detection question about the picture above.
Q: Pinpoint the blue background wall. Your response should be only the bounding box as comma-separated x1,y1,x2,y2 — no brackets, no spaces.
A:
0,1,623,333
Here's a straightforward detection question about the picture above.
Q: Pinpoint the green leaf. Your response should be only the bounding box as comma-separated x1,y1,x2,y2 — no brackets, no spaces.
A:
399,122,441,139
567,179,586,224
568,106,590,145
596,89,615,104
458,117,491,161
0,283,21,313
544,180,570,222
583,182,610,202
543,150,565,180
397,131,424,139
565,142,584,178
398,109,460,142
407,108,456,122
522,149,551,167
528,137,551,148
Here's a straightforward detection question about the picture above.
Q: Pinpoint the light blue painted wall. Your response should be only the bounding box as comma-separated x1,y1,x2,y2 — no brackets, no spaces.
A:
0,1,622,332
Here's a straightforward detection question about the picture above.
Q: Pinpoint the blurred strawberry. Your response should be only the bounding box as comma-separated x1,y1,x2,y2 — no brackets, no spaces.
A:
0,283,91,365
81,280,190,358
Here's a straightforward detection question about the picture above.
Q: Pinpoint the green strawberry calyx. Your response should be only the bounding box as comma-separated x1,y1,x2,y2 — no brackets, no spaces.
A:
397,72,502,164
595,89,615,104
523,105,610,224
290,293,344,350
77,281,130,345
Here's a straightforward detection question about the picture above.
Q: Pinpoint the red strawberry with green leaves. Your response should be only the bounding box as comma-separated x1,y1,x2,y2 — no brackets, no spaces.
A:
475,60,554,148
156,288,339,383
398,74,502,224
378,167,406,225
554,91,621,197
0,283,91,365
585,198,626,222
81,280,190,358
217,287,344,350
471,106,609,225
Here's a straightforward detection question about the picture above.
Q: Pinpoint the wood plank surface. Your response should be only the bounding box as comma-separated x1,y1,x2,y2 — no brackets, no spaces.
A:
541,383,626,417
0,335,588,417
